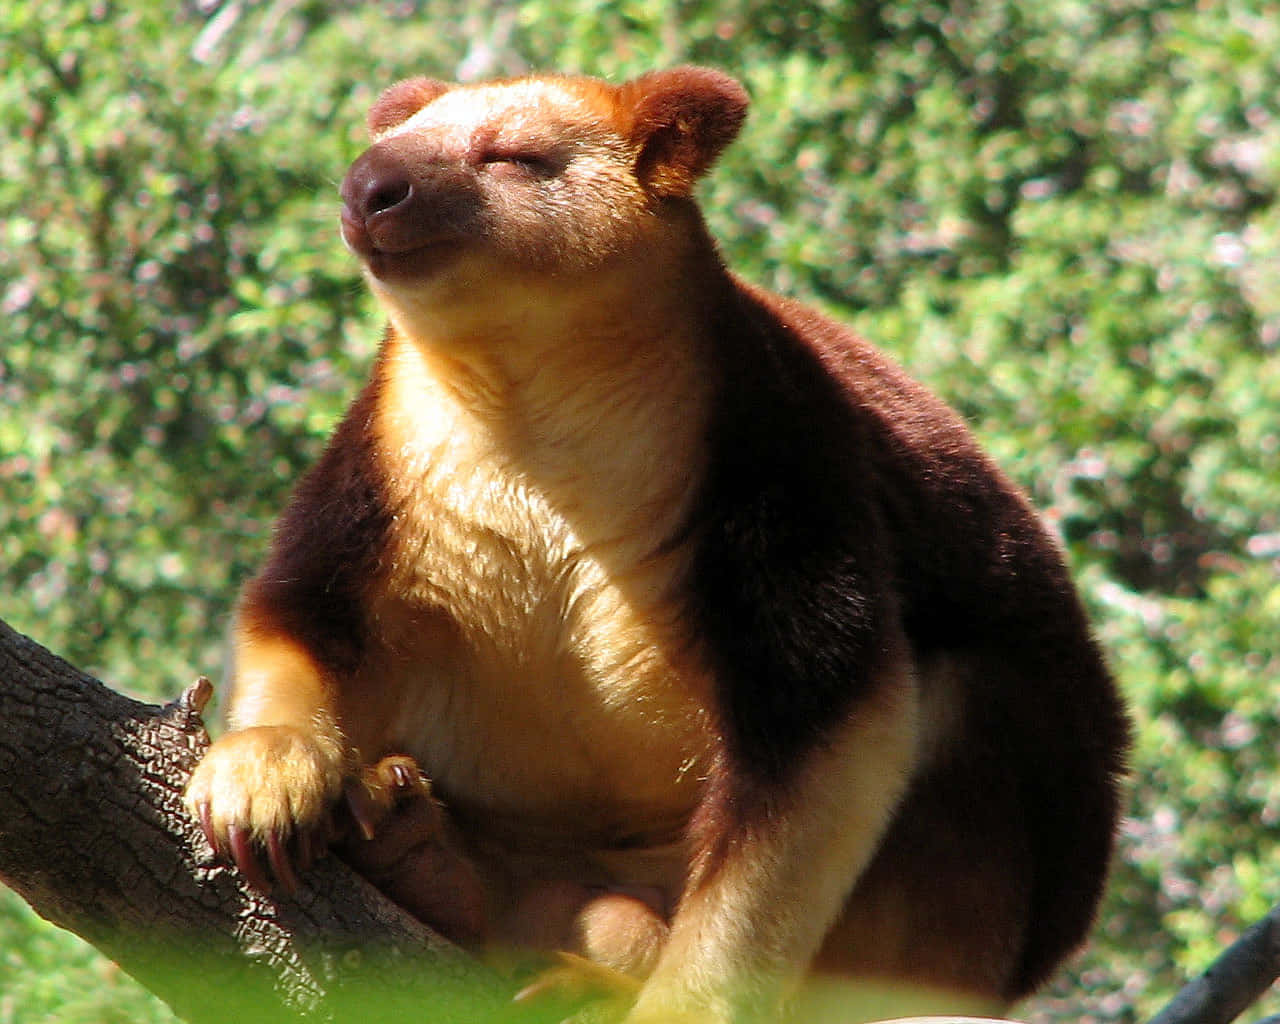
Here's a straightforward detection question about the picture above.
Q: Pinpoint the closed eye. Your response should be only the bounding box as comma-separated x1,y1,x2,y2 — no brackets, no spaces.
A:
477,148,561,177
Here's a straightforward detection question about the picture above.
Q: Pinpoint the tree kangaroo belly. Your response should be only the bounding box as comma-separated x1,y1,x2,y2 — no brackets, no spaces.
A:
348,463,716,845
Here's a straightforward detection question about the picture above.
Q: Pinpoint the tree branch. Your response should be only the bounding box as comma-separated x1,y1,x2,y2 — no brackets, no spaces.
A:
0,617,524,1024
1147,902,1280,1024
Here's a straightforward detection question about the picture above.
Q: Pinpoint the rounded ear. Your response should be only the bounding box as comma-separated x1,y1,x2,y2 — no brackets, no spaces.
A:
620,66,749,198
367,77,452,138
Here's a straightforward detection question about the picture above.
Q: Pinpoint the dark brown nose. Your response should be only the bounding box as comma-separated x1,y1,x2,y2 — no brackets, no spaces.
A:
342,147,414,224
340,146,420,256
340,142,481,258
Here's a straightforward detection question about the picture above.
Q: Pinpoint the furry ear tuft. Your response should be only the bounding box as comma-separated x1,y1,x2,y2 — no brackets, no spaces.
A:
367,77,452,137
620,67,749,198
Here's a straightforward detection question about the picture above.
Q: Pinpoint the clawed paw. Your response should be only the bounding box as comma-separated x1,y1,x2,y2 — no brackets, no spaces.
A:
342,754,431,841
184,725,427,896
335,760,487,945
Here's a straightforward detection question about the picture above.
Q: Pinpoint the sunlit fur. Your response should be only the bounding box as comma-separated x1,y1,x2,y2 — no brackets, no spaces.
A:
184,66,1128,1024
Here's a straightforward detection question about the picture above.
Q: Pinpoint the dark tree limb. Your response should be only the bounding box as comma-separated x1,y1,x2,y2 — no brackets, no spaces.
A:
0,617,524,1024
1147,903,1280,1024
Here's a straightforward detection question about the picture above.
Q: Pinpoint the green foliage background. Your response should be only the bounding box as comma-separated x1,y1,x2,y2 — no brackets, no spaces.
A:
1,1,1277,1021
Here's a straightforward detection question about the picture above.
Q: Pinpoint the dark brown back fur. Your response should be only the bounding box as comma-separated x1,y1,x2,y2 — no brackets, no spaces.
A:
687,278,1128,996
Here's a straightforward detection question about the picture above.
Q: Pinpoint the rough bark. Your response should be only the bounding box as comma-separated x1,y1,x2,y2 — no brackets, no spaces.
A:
0,617,522,1024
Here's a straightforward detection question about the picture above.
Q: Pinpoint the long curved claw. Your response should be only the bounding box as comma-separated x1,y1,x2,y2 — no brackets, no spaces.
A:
388,758,418,791
196,799,220,857
296,825,318,875
228,823,272,894
266,829,300,894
